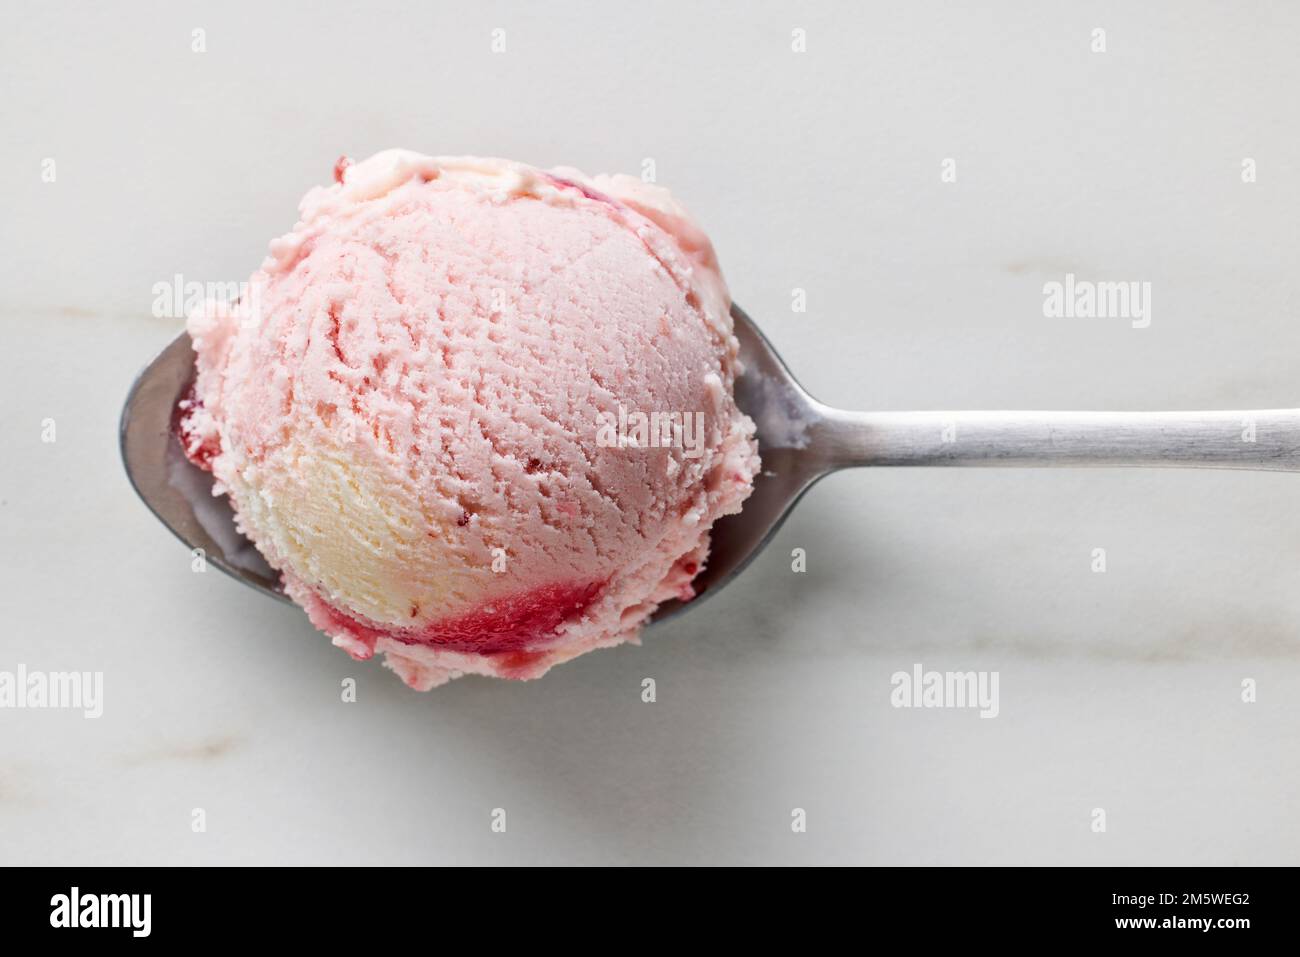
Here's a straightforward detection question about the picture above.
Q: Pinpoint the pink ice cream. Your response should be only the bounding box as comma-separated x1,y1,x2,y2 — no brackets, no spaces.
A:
181,150,758,689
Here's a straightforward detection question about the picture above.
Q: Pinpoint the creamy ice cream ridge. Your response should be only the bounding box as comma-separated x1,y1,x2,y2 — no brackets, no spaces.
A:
182,149,759,689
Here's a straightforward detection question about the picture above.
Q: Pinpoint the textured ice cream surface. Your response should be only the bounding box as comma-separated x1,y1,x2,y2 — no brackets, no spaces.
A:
183,149,759,689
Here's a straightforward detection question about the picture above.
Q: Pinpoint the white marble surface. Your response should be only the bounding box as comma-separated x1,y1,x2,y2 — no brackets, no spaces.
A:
2,1,1298,865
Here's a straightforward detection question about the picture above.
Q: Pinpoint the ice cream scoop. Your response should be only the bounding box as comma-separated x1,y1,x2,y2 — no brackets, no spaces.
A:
132,151,760,689
122,152,1300,689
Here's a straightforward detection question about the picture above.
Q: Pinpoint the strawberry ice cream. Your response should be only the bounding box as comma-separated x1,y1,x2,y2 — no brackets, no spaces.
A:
181,149,758,689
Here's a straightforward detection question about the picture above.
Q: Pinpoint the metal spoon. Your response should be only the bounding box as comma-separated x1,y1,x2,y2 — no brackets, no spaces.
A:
121,304,1300,621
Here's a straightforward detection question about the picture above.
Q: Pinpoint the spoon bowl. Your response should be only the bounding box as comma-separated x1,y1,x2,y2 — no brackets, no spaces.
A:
119,304,829,620
120,332,287,602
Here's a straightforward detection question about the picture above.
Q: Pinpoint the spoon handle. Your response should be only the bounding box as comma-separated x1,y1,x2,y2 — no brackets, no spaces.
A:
818,408,1300,471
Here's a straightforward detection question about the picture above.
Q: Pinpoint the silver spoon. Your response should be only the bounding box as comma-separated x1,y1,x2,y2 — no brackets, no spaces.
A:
121,304,1300,622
